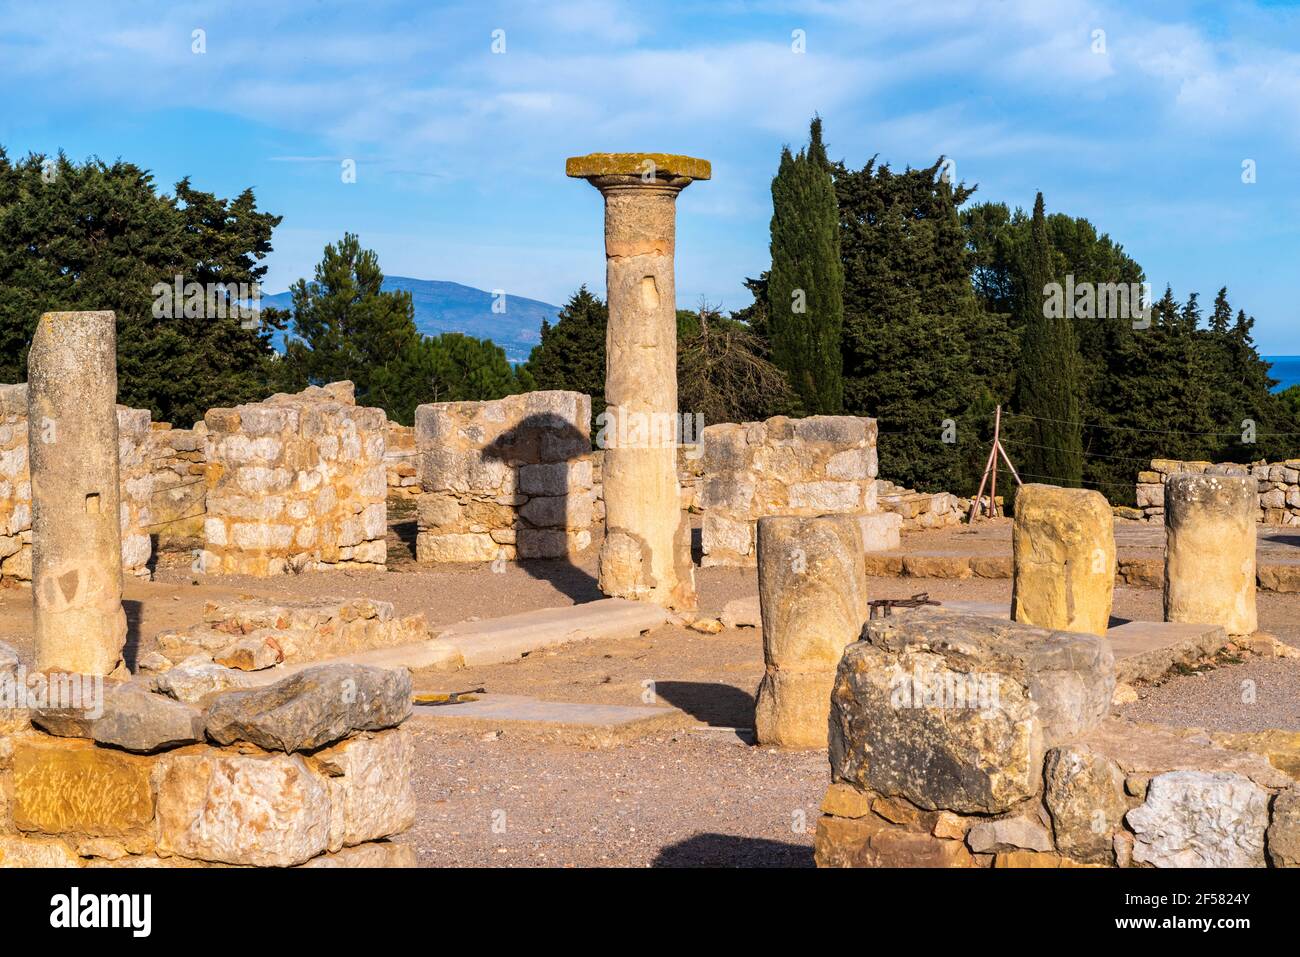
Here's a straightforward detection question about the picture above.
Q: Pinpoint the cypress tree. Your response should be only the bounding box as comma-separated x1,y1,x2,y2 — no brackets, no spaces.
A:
766,116,844,414
1014,193,1083,487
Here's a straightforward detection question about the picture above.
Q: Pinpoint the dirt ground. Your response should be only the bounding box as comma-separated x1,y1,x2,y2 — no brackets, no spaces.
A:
3,512,1299,866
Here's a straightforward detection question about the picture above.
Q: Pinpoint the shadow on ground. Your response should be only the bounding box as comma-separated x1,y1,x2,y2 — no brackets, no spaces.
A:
654,679,755,728
652,833,814,868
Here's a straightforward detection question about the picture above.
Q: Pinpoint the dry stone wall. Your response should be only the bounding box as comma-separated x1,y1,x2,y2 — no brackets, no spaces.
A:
1136,458,1300,526
875,480,970,530
415,390,593,563
385,422,420,499
146,422,208,545
700,415,879,567
199,382,387,576
814,608,1300,868
0,648,416,868
0,383,153,583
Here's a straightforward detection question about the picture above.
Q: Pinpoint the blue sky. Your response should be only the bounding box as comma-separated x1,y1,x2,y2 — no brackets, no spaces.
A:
1,0,1298,351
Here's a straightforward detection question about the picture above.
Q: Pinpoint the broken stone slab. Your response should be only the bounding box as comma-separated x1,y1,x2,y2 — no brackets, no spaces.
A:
1127,770,1269,867
814,814,977,868
965,816,1053,854
411,693,689,748
151,657,262,704
205,663,412,752
1074,718,1294,791
435,598,668,667
829,609,1114,814
32,682,204,753
1105,620,1230,684
213,634,285,671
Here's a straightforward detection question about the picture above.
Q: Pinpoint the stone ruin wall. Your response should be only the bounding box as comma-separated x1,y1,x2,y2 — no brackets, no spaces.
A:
198,382,387,576
385,422,420,499
875,480,971,531
814,608,1300,868
1135,458,1300,526
147,421,209,545
0,645,416,868
698,415,884,567
415,390,594,563
0,383,153,584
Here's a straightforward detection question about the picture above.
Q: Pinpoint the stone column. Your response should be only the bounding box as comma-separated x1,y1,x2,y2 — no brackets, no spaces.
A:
1164,472,1257,635
1011,483,1115,636
566,153,710,610
755,514,868,748
28,311,127,675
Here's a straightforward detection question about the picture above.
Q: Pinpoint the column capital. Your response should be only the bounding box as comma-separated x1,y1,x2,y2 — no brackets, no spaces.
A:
566,152,711,188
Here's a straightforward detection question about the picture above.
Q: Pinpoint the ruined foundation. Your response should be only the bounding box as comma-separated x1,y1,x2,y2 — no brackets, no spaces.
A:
814,609,1300,867
568,153,708,610
700,415,882,567
1011,483,1115,636
27,311,128,676
1164,472,1257,636
200,382,387,576
754,514,868,749
415,391,593,562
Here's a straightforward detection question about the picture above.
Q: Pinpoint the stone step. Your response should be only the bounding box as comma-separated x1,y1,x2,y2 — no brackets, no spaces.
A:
410,693,689,747
435,598,669,667
1106,620,1230,685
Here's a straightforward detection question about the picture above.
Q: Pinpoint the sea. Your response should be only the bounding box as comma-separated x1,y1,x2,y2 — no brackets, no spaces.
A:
1265,356,1300,392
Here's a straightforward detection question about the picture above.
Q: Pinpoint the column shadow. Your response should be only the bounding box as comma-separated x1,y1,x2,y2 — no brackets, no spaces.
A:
482,413,601,604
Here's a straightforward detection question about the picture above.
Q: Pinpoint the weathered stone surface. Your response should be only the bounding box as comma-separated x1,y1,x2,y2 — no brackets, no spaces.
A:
1164,472,1257,635
1267,788,1300,867
296,842,418,868
10,738,154,836
1011,483,1115,636
33,683,203,753
155,751,331,866
0,835,80,868
859,512,902,552
720,595,760,629
205,663,412,752
313,728,416,850
568,159,699,608
214,635,285,671
966,816,1053,853
1126,770,1269,867
992,850,1101,868
1078,718,1294,790
819,782,873,818
1043,744,1127,863
754,514,868,748
829,610,1114,814
814,813,976,868
28,311,128,674
151,658,260,704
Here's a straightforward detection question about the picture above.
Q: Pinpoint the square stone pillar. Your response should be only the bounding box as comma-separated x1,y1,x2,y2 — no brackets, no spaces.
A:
566,153,710,610
27,311,127,675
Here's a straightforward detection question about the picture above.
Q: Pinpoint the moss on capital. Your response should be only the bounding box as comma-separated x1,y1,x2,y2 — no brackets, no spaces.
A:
565,153,711,182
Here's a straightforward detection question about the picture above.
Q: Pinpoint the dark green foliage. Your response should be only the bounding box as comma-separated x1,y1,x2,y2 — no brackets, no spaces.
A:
836,154,999,492
522,285,608,424
766,117,844,414
0,148,282,425
1012,193,1084,488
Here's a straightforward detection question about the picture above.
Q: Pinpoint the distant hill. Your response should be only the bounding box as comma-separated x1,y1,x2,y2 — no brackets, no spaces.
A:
259,277,560,364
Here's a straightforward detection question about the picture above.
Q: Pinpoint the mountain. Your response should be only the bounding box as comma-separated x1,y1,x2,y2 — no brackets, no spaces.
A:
258,277,559,364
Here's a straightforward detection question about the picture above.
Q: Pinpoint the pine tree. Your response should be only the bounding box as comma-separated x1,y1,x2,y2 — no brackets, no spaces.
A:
766,116,844,414
1013,193,1083,487
521,285,608,426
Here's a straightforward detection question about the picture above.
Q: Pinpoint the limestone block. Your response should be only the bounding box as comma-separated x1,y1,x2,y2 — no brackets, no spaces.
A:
814,813,975,868
0,835,81,868
1012,483,1115,636
829,610,1114,814
754,514,868,748
314,728,416,850
1126,770,1268,867
1267,788,1300,867
859,512,902,552
1164,473,1257,635
1043,744,1127,863
155,751,331,867
11,738,154,837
